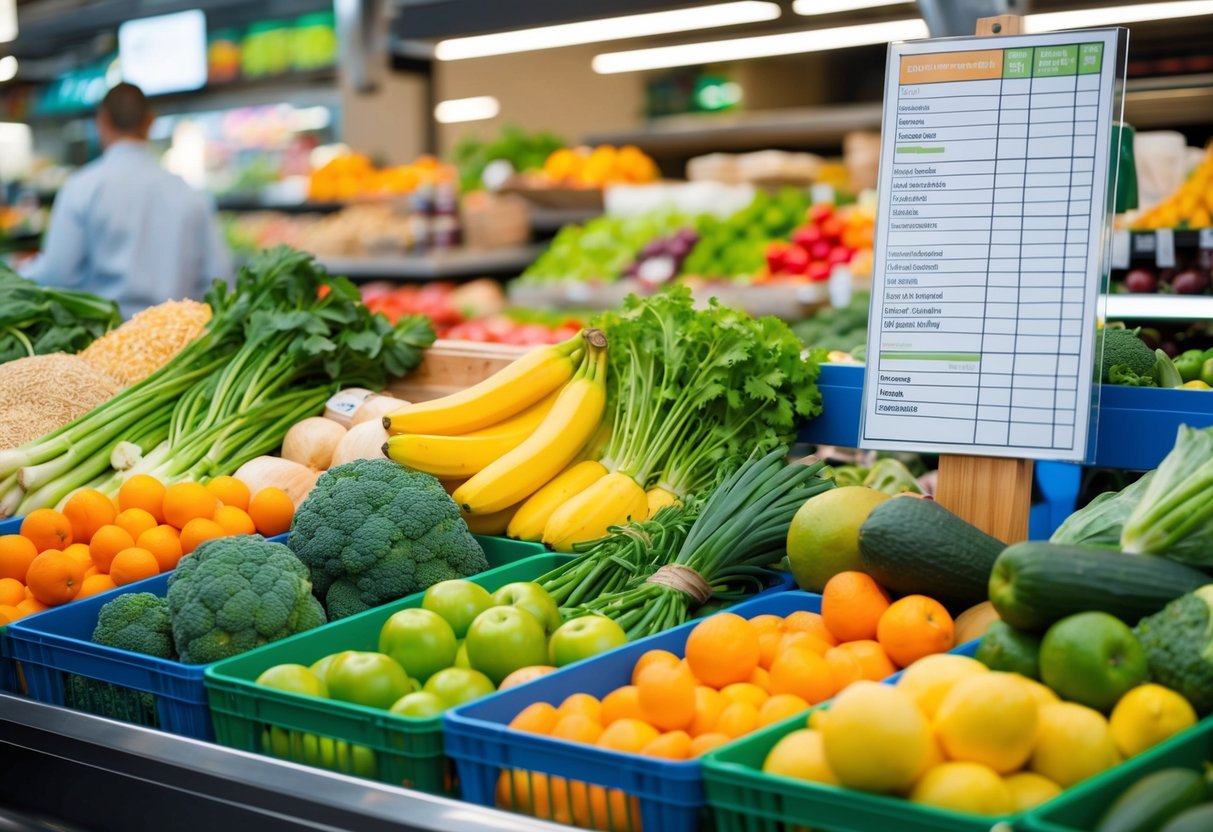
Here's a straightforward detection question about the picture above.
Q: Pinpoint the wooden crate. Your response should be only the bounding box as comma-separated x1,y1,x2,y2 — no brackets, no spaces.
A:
387,339,528,403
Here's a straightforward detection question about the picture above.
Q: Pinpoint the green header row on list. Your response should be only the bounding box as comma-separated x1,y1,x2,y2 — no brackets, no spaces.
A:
1002,42,1103,78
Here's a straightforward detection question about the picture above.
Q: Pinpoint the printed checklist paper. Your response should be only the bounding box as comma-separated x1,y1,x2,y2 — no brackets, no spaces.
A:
860,30,1123,462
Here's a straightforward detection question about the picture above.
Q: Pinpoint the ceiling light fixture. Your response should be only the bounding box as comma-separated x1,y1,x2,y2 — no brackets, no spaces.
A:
434,96,500,124
592,17,926,74
792,0,910,15
1024,0,1213,32
435,1,782,61
0,55,16,83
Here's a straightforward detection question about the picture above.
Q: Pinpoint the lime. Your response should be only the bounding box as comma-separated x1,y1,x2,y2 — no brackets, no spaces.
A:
1040,613,1147,712
1109,683,1197,757
786,487,890,592
976,620,1042,679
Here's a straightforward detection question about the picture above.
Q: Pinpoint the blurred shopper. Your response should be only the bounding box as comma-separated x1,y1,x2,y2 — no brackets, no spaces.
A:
22,83,230,317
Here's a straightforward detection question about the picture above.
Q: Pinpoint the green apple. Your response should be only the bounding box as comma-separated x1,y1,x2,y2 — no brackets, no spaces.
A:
454,640,471,669
310,650,357,682
390,691,448,719
466,605,549,685
325,651,415,709
492,582,562,633
1040,612,1148,712
423,667,496,708
256,663,329,697
378,607,458,683
548,615,628,667
422,579,494,639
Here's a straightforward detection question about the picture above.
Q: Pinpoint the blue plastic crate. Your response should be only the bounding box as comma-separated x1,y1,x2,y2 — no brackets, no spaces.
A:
444,590,828,832
5,532,524,740
0,516,25,693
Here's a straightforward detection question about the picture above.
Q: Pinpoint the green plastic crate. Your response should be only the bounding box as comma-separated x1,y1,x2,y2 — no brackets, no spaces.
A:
703,702,1213,832
205,545,567,796
1024,717,1213,832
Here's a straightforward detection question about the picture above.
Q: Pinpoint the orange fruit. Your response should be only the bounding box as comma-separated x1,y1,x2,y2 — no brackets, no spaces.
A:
839,640,898,681
877,594,956,668
118,475,166,523
784,610,839,646
62,543,93,567
824,645,866,692
16,597,48,617
631,649,680,686
716,701,759,739
597,718,661,754
557,693,603,724
758,694,811,727
496,769,553,818
551,713,604,745
0,577,24,606
721,682,769,709
109,547,159,586
685,613,760,689
0,534,38,582
769,647,835,705
0,604,22,624
84,565,99,578
63,489,117,545
77,573,118,598
20,509,73,552
180,518,226,555
690,732,731,756
89,524,136,573
821,571,891,642
206,476,251,511
600,686,645,726
509,702,560,735
115,508,158,543
749,614,786,636
163,482,219,530
581,785,638,832
25,549,86,605
641,730,692,760
213,505,256,537
749,666,771,692
779,630,834,656
637,661,696,731
688,686,727,737
137,525,184,572
249,487,294,537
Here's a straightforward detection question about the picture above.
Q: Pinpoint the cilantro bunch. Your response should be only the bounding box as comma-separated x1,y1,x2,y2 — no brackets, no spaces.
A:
594,286,821,498
0,247,434,514
0,266,120,364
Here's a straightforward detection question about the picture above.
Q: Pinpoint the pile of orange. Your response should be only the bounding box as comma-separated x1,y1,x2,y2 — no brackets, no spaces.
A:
0,475,295,625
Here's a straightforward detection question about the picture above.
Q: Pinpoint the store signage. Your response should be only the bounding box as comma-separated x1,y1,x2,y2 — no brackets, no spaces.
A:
119,10,208,96
859,28,1126,462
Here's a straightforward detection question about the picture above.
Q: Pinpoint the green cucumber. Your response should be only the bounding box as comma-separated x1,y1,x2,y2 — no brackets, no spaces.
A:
857,497,1005,610
988,542,1210,631
1160,803,1213,832
1095,768,1207,832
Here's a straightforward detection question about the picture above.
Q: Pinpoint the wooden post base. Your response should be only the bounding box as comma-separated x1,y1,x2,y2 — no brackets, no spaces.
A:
935,454,1034,543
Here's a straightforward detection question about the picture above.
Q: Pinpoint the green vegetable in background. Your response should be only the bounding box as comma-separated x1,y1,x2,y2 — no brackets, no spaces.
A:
1109,365,1157,387
1121,425,1213,566
0,266,120,364
1050,471,1153,548
1134,585,1213,715
1174,349,1204,383
522,210,696,283
93,592,175,659
288,459,490,620
1098,327,1157,384
681,188,811,280
793,293,871,354
1152,349,1184,389
167,535,326,664
863,458,922,495
1201,358,1213,388
451,124,566,193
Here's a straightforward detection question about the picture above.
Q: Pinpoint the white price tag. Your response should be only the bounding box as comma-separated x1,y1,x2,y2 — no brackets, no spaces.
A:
810,184,836,206
1110,229,1131,269
829,265,854,308
1155,229,1176,269
1200,228,1213,250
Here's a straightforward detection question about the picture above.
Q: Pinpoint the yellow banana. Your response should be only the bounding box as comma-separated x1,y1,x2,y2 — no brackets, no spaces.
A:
454,334,608,515
542,471,648,553
507,460,608,541
645,487,681,517
384,332,584,436
461,503,519,536
382,392,559,478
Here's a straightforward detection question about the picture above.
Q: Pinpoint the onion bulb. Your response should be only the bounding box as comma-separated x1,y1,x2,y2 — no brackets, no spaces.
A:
234,456,320,507
331,420,389,467
282,417,347,471
352,395,411,427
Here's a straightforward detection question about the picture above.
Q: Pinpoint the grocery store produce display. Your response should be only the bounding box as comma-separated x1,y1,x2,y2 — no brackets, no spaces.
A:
1130,141,1213,230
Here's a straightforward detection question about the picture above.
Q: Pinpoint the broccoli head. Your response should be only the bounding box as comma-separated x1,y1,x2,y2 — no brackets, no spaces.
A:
1134,584,1213,715
288,459,489,620
166,535,326,664
92,592,175,659
1098,327,1157,383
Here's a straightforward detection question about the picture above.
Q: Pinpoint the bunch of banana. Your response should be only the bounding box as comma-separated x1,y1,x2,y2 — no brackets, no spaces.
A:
382,330,612,535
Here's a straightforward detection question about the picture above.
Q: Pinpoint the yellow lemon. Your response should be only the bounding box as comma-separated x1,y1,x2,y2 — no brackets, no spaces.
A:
1031,703,1121,787
821,681,931,793
910,762,1014,816
1003,772,1063,811
1021,677,1061,708
934,672,1038,773
895,653,988,718
1109,684,1197,758
762,729,838,785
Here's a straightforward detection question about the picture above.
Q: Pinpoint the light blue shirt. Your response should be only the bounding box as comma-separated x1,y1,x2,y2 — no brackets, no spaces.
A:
22,141,231,317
